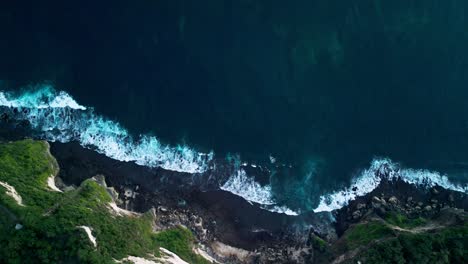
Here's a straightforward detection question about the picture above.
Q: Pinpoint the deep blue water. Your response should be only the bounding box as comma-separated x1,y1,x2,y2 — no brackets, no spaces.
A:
2,0,468,212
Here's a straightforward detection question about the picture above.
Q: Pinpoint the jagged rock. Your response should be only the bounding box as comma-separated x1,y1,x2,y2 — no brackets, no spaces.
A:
378,207,386,215
352,210,362,220
424,205,432,212
106,187,120,202
92,174,107,188
356,203,366,210
372,202,381,209
124,188,136,199
388,196,398,204
448,194,455,202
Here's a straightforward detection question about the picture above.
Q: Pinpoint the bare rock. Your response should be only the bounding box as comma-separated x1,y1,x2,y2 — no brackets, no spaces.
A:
388,196,398,204
352,210,362,220
448,194,455,202
356,203,366,210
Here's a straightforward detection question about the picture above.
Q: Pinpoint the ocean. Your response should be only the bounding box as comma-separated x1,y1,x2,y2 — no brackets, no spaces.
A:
1,0,468,214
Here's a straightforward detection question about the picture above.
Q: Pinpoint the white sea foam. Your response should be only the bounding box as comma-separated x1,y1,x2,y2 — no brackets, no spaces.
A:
313,158,468,212
0,85,211,173
221,169,275,205
221,168,299,216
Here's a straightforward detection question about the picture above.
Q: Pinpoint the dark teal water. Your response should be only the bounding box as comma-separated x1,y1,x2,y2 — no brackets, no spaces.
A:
2,1,468,210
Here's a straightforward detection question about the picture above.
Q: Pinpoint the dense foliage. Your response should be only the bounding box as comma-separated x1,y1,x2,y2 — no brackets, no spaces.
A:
344,221,393,249
0,140,209,264
385,213,426,229
342,218,468,264
359,225,468,264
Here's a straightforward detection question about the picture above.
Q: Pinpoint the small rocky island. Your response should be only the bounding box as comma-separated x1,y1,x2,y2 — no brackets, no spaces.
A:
0,139,466,263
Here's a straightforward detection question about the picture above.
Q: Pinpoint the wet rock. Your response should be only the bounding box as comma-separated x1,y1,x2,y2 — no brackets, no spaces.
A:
124,188,135,199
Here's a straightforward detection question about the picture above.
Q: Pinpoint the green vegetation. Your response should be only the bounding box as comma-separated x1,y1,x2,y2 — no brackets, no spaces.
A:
310,235,327,252
341,213,468,263
155,226,210,264
357,226,468,264
0,140,210,264
385,213,426,229
345,221,393,249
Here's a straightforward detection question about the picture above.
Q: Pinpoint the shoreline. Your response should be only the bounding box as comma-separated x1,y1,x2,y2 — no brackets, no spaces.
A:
49,140,468,263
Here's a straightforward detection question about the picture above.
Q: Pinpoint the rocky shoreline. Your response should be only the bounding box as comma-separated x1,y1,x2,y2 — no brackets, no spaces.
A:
49,141,467,263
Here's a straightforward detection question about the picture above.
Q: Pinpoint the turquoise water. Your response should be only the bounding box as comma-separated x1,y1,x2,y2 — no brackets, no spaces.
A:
1,1,468,213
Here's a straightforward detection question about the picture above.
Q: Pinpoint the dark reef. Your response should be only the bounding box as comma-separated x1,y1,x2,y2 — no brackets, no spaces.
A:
49,141,468,263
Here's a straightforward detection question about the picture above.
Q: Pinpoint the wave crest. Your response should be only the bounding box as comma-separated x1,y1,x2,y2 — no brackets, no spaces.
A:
0,85,212,173
313,158,468,212
220,168,299,216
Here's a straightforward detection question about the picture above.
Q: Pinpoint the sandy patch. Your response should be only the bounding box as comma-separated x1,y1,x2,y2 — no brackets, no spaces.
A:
159,248,189,264
116,249,189,264
115,256,158,264
47,175,63,192
0,181,24,206
211,241,251,262
194,247,218,263
77,226,97,247
108,202,140,217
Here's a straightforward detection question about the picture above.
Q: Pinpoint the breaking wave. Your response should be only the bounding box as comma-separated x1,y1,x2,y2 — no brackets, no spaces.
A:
2,85,466,216
0,85,212,173
220,168,299,216
313,158,468,212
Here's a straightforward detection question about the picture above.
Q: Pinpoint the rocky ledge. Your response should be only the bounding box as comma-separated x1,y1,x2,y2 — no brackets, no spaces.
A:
49,141,467,263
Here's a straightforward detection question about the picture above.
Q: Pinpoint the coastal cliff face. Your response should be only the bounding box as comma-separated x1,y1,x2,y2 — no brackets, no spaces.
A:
0,140,211,264
0,139,466,263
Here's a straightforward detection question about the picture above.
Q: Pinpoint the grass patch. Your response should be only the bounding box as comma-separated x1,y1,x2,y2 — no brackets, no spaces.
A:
385,212,426,229
155,226,211,264
310,235,327,252
345,221,393,249
0,140,210,264
357,225,468,263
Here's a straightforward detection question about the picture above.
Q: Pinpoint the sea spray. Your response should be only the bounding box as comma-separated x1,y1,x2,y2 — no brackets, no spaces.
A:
0,85,212,173
313,158,468,212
